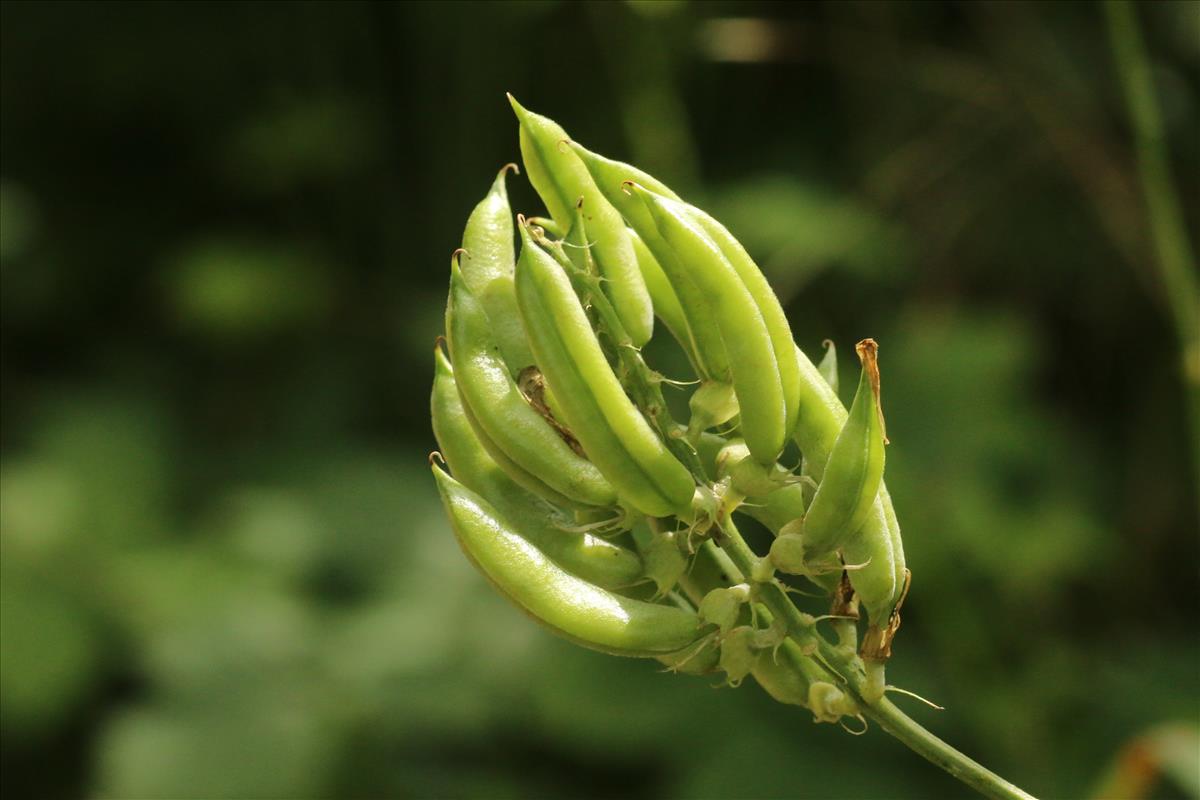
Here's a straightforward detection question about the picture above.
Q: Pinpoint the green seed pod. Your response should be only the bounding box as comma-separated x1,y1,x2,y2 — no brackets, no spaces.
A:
879,483,908,619
850,487,909,661
841,502,898,641
632,184,787,463
792,343,849,474
567,141,680,202
568,140,799,440
681,206,801,442
459,164,534,373
446,255,617,509
569,142,731,383
629,227,695,362
508,95,653,346
431,347,643,590
792,342,907,634
452,383,581,510
801,339,888,560
514,221,696,518
433,465,706,656
562,198,598,278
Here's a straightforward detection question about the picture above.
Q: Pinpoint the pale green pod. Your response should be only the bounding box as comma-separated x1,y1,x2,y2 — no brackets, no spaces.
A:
459,165,534,373
431,347,643,590
447,258,618,509
568,139,798,433
569,142,731,382
515,222,696,518
801,339,887,559
792,343,848,473
879,483,908,616
433,466,706,656
792,342,906,631
629,228,695,361
634,185,786,463
509,95,653,346
682,206,801,442
456,388,580,511
841,500,898,630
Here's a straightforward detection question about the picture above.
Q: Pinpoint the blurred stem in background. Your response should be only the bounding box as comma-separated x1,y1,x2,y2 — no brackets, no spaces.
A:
1105,0,1200,515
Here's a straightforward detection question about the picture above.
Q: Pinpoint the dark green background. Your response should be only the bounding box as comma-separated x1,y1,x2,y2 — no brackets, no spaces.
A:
2,1,1197,798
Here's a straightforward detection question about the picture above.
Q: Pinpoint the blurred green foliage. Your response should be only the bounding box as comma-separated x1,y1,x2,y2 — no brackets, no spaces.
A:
1,1,1197,799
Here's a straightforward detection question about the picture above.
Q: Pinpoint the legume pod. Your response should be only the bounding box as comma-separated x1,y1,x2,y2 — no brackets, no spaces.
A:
431,346,643,590
567,142,730,383
446,255,617,509
792,344,906,629
433,465,706,656
628,228,693,363
459,164,534,373
508,95,654,347
681,206,801,442
514,221,696,518
568,141,801,443
800,339,887,559
632,184,787,463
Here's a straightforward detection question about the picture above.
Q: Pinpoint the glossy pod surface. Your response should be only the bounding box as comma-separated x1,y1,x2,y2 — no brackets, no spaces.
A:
792,343,906,623
514,221,696,518
509,95,654,347
433,466,706,656
801,339,888,559
446,257,617,509
570,142,730,383
682,206,801,441
430,348,643,590
633,185,787,463
459,165,534,373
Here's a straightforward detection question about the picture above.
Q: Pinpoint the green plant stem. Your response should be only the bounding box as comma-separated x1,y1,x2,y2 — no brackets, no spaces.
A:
864,698,1036,800
714,514,1038,800
1104,0,1200,510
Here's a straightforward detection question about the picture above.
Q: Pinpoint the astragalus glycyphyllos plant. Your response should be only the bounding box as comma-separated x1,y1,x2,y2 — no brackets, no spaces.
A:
429,96,1037,800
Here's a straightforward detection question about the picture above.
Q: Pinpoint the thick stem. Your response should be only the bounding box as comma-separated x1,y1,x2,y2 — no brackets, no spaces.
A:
714,514,1038,800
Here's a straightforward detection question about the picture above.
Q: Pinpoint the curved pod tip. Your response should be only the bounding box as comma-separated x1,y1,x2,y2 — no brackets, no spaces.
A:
506,92,529,119
854,339,887,445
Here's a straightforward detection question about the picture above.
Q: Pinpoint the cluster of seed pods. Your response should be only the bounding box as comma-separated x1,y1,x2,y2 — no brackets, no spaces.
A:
430,96,911,727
